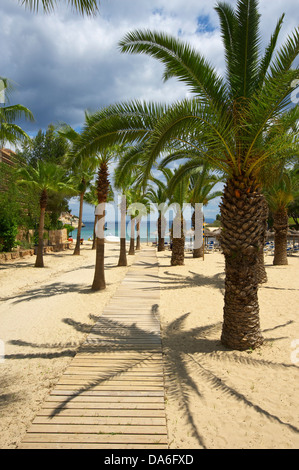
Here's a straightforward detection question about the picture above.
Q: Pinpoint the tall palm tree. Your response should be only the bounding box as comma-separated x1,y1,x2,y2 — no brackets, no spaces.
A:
20,0,100,15
0,77,34,148
84,181,114,250
58,124,97,255
162,158,223,257
165,167,191,266
91,147,118,291
84,183,98,249
114,152,152,262
116,0,299,350
68,1,299,350
265,165,299,265
146,168,173,252
17,161,72,267
189,170,223,258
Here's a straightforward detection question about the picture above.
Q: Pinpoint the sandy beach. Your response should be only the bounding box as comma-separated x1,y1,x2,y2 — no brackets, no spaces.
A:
0,243,298,449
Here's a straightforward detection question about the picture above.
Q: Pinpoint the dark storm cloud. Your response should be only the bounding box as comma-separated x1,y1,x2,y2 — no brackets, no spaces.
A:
1,0,298,136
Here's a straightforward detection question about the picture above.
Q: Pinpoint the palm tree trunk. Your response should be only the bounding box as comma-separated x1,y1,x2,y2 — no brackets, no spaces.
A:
171,213,185,266
92,230,106,290
92,163,110,291
35,190,47,268
136,220,141,250
157,213,165,252
256,196,269,284
73,192,84,255
129,215,135,255
273,207,289,265
192,209,204,258
92,214,97,250
118,195,127,266
220,178,264,351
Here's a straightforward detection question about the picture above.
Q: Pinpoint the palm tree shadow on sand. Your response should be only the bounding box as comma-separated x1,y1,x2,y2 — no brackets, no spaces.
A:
5,309,299,448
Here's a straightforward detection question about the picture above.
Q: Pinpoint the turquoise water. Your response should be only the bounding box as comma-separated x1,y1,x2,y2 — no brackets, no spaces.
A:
69,216,214,242
69,220,172,242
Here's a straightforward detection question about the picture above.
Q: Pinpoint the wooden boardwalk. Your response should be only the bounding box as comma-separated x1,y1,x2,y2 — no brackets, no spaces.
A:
19,248,168,449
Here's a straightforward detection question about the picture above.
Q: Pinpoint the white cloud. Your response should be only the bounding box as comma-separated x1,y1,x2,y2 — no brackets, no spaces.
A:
1,0,298,219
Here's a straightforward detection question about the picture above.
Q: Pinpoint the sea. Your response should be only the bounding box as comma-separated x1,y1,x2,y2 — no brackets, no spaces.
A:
70,218,215,242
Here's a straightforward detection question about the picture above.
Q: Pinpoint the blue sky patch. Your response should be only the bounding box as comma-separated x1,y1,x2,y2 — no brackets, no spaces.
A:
196,15,216,33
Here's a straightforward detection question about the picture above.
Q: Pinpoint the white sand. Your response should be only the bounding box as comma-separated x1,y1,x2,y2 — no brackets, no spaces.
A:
0,244,298,449
158,249,299,449
0,242,132,448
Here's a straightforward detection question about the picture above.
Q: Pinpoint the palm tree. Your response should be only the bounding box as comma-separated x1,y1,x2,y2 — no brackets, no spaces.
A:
114,153,152,262
68,1,299,350
84,181,114,250
17,161,72,267
91,148,118,291
0,77,34,148
84,184,98,249
117,0,299,350
146,169,173,252
58,124,97,255
162,158,223,257
20,0,100,15
165,166,191,266
265,165,299,265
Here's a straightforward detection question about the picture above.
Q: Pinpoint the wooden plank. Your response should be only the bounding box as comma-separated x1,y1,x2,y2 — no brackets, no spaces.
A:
35,409,166,418
50,390,165,397
45,395,165,403
23,424,167,435
21,433,168,444
54,385,164,391
57,377,164,384
19,443,168,449
41,401,166,410
32,416,166,426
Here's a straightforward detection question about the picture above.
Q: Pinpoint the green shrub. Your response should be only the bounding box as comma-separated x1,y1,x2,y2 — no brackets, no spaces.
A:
0,214,18,252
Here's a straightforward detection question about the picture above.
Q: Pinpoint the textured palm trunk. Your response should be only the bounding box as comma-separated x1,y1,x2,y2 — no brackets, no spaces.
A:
92,214,97,250
92,163,109,291
192,210,204,258
136,220,141,250
73,192,84,255
171,213,185,266
129,215,135,255
118,196,127,266
220,178,264,351
92,226,106,291
256,196,269,284
157,213,165,252
35,189,47,268
273,207,289,266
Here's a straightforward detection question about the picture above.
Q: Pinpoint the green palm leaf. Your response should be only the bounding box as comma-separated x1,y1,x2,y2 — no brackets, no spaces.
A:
20,0,100,15
119,29,228,108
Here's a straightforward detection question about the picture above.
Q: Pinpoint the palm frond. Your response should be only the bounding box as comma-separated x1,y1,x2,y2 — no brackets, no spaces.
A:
230,0,261,98
119,29,228,108
214,2,237,89
20,0,100,16
143,98,236,177
72,100,168,162
257,13,285,87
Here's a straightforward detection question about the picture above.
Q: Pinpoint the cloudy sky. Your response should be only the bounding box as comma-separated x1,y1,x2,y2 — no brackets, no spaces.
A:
1,0,298,220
